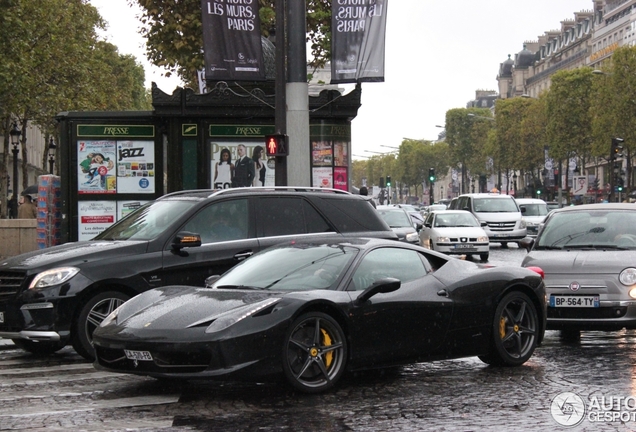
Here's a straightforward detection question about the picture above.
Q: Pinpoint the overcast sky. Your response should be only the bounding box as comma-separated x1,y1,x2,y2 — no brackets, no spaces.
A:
90,0,594,158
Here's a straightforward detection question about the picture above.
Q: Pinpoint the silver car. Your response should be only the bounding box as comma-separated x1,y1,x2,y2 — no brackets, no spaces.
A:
376,207,420,244
520,204,636,337
419,210,490,261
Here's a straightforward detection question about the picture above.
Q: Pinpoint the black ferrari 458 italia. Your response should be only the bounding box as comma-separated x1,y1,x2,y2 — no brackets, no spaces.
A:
93,238,546,393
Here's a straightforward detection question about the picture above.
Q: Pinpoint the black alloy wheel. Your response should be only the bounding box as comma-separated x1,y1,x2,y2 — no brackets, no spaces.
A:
71,291,130,361
282,312,347,393
479,291,538,366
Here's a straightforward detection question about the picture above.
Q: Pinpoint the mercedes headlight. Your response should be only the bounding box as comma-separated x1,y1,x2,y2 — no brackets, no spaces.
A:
29,267,80,289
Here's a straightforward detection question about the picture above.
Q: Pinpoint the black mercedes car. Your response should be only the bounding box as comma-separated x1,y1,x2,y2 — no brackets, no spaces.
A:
0,188,396,360
93,238,547,393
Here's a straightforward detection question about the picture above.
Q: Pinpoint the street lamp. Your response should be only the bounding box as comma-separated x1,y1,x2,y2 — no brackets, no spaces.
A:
48,136,57,174
9,122,21,209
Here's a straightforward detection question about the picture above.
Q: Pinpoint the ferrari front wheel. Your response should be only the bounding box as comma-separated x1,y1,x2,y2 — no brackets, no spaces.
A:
282,312,347,393
479,291,538,366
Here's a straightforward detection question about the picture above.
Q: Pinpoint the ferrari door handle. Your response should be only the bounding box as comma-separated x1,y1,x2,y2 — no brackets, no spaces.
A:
437,289,448,297
234,251,253,261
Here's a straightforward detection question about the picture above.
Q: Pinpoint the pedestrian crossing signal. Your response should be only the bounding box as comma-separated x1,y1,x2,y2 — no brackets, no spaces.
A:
265,134,288,157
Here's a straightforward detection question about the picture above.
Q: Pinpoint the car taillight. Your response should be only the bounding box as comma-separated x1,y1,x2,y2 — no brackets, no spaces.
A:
525,266,545,279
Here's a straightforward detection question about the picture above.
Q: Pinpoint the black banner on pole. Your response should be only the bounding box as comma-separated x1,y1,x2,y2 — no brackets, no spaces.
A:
201,0,266,81
331,0,388,84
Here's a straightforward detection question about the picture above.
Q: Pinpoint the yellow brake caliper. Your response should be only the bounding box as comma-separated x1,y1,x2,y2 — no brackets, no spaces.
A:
321,328,333,368
499,317,507,339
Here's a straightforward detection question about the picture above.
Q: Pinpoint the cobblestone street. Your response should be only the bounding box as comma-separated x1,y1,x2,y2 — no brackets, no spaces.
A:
1,328,635,431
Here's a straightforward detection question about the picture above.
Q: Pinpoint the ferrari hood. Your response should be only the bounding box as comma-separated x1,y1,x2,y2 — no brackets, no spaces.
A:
522,250,628,274
115,286,280,331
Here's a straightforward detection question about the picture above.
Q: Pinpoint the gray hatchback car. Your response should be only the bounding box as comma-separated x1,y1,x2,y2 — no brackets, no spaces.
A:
520,203,636,337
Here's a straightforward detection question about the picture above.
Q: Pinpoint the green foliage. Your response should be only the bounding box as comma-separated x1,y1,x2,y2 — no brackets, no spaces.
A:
545,67,595,161
132,0,331,87
393,139,450,196
0,0,151,202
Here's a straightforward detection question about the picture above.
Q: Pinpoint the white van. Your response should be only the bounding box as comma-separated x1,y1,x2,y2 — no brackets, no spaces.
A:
455,193,527,246
515,198,549,237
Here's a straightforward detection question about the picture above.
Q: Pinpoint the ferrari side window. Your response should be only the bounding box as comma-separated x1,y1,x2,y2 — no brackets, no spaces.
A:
351,248,428,291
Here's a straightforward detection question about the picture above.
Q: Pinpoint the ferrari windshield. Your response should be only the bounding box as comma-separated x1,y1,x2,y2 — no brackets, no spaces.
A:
536,210,636,250
93,200,197,241
213,243,358,291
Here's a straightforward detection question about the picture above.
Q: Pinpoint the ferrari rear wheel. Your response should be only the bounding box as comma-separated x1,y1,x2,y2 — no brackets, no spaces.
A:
479,291,538,366
283,312,347,393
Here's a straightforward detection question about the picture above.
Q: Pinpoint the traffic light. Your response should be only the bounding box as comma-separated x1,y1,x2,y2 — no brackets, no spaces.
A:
265,134,288,157
617,177,624,192
386,176,392,187
428,168,435,183
611,137,624,160
379,177,385,188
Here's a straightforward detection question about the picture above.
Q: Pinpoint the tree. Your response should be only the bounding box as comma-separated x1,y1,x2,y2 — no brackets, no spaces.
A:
546,67,595,194
445,108,494,194
395,138,450,200
591,46,636,191
0,0,150,217
132,0,332,88
493,97,533,191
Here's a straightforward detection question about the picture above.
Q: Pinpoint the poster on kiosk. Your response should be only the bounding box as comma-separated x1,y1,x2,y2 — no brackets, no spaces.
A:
75,131,156,241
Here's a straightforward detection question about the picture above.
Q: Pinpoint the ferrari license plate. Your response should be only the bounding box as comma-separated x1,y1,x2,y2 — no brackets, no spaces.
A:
549,295,599,308
454,244,473,249
124,350,153,361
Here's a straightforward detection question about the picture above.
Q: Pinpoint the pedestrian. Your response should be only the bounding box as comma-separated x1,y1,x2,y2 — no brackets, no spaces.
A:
17,194,37,219
359,186,376,208
8,195,18,219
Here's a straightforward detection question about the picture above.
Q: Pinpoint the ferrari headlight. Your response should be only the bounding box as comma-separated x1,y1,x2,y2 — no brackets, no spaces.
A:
205,298,280,334
477,236,489,243
100,307,121,328
406,232,419,243
29,267,80,290
619,268,636,286
435,236,451,243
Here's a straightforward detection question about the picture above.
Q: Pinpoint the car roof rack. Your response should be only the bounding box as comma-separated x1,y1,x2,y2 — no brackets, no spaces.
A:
160,187,352,200
208,186,352,198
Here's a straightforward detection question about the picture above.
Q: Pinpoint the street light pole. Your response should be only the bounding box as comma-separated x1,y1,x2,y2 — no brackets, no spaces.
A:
9,122,21,217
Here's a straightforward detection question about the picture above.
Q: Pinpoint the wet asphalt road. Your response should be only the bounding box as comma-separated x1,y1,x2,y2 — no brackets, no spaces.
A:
1,244,636,431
